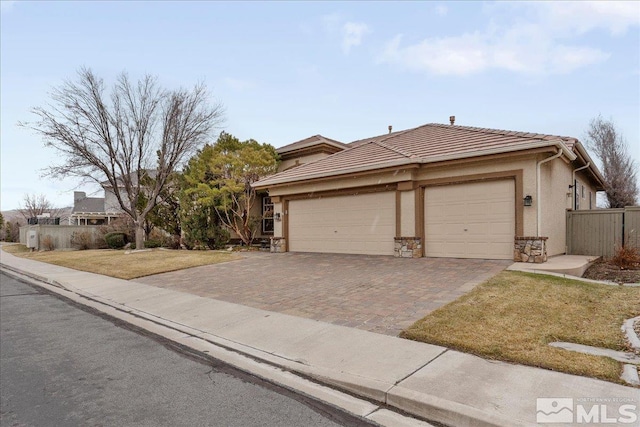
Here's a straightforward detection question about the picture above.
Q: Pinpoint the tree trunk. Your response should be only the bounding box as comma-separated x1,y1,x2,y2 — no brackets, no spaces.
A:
135,222,145,250
240,223,253,246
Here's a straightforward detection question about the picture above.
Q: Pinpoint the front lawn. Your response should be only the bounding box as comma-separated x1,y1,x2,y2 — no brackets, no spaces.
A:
401,271,640,384
2,244,237,280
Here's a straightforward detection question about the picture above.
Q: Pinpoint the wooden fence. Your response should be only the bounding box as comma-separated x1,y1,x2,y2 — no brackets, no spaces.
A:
566,206,640,257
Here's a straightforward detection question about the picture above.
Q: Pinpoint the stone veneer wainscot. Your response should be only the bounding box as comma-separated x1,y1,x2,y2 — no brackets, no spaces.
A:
270,237,286,253
514,236,548,263
394,237,422,258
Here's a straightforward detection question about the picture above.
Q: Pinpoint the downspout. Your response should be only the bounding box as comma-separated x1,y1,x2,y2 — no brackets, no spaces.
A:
571,162,590,210
536,149,563,237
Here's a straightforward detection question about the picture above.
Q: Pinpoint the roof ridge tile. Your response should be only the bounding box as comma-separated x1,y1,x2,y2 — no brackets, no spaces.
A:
371,139,416,159
424,122,576,142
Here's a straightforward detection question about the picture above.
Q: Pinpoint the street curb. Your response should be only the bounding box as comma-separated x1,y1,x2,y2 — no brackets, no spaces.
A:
507,265,640,287
622,316,640,351
0,262,516,427
1,262,66,289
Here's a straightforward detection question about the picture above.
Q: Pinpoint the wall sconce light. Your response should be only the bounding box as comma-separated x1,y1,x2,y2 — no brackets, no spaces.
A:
523,195,533,207
274,213,281,221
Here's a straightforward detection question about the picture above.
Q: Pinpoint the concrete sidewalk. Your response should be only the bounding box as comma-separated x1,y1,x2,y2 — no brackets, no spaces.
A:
509,255,600,278
1,250,636,427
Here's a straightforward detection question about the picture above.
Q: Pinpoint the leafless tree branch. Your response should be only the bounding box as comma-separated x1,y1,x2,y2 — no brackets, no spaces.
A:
585,115,638,208
20,68,224,248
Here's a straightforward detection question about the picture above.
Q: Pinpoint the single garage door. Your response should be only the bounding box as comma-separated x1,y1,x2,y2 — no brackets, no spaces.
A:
424,180,515,259
288,192,395,255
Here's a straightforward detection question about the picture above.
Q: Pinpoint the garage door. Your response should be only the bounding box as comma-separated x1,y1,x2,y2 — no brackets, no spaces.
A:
424,180,515,259
288,192,395,256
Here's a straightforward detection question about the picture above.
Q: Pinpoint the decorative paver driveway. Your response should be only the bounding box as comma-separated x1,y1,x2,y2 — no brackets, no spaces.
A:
134,253,510,336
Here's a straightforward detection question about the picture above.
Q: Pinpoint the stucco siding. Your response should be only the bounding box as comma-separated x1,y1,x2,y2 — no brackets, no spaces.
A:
540,157,572,256
279,152,332,172
574,170,597,210
400,190,416,237
104,188,125,213
273,201,283,237
268,169,414,197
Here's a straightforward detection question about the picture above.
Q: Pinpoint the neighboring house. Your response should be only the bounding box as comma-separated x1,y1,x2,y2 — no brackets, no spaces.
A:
254,121,604,260
70,190,123,225
70,171,156,226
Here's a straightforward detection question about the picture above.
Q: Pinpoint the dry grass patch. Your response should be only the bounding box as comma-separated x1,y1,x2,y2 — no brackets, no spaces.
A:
401,271,640,384
2,244,237,280
1,243,30,254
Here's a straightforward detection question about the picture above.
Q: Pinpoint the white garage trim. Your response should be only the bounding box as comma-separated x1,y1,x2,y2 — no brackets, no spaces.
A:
288,192,396,256
424,179,515,259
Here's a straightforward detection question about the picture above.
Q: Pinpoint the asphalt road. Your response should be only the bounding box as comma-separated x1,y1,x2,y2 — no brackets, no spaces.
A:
0,273,374,427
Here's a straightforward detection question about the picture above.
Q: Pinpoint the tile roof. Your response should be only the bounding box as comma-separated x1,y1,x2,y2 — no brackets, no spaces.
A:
277,134,347,154
72,197,105,214
373,123,577,159
254,123,581,187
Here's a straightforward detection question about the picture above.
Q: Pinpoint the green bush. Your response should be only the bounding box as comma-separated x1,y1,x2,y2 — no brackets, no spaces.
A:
104,232,127,249
183,225,229,250
144,239,162,248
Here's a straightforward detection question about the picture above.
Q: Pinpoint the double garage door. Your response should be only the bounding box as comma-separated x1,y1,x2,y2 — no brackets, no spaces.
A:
288,192,396,256
287,179,515,259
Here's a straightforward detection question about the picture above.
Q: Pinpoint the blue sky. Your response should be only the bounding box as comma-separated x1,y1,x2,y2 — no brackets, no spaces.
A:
1,1,639,210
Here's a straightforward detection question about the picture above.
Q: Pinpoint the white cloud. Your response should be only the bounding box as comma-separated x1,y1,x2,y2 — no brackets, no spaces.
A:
538,1,640,36
223,78,255,91
380,34,490,75
321,14,371,54
377,2,634,76
341,22,370,54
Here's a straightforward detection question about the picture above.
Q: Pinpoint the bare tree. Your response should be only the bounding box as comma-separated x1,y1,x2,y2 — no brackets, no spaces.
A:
21,68,224,248
585,115,638,208
18,193,66,223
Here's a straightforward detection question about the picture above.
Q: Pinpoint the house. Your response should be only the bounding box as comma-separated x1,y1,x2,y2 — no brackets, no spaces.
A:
70,171,158,226
254,120,604,262
70,191,123,225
